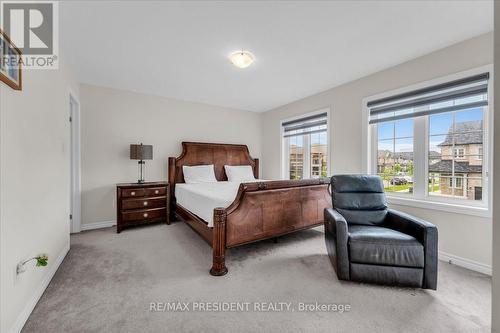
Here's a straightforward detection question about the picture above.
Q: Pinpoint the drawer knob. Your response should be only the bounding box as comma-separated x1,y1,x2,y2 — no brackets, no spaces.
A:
143,201,148,206
131,191,136,196
155,190,159,194
143,213,148,218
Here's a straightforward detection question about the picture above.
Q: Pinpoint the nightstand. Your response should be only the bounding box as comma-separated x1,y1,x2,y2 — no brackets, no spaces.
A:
116,182,169,233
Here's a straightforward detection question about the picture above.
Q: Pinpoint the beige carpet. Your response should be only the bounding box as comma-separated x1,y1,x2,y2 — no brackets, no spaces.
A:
22,222,491,333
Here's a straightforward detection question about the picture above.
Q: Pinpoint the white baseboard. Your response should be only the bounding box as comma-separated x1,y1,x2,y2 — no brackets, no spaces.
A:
439,251,492,276
10,242,70,333
80,220,116,231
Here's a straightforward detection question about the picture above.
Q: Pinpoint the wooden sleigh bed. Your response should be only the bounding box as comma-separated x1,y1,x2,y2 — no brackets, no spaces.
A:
168,142,331,276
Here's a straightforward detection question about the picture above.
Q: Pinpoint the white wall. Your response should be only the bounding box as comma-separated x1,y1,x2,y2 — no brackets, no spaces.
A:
0,64,79,332
491,3,500,331
261,32,493,269
80,84,262,227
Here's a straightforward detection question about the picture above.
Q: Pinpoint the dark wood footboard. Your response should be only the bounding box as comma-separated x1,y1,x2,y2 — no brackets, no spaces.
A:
209,179,331,276
226,180,330,246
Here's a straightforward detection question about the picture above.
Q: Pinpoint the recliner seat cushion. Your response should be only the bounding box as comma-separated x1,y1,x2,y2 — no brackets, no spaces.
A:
348,225,424,268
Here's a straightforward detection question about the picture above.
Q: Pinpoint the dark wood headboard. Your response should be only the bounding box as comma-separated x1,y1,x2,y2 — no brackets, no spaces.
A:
168,142,259,207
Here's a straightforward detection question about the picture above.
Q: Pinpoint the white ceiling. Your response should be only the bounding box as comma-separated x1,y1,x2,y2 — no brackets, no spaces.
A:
61,1,493,112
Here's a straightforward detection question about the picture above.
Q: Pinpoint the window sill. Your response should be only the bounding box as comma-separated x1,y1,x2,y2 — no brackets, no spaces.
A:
387,196,491,218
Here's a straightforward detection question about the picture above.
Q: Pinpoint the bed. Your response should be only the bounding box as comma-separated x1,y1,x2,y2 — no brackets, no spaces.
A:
168,142,331,276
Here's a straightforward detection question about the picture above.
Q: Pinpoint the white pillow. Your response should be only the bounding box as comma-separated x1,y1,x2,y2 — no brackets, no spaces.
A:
183,165,217,184
224,165,256,182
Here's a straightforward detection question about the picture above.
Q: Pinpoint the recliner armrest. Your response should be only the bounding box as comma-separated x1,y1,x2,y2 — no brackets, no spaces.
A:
385,209,437,244
324,208,350,280
325,208,347,232
385,209,438,290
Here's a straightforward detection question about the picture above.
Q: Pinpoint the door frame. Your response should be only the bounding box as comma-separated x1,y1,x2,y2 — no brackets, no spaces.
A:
69,93,81,233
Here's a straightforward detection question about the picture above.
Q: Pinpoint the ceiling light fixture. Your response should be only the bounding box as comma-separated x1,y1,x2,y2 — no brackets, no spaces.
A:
229,50,255,69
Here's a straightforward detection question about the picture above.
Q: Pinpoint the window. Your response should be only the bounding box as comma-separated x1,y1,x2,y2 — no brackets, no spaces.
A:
368,71,490,208
453,148,465,158
447,175,463,189
377,119,414,193
288,136,304,179
429,107,483,200
282,111,329,180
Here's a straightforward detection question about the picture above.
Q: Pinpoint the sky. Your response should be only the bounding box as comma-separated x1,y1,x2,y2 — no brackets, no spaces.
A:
377,107,483,153
290,131,327,147
311,131,327,145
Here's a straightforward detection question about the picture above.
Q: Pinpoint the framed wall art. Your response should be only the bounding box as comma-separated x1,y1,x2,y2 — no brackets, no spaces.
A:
0,29,22,90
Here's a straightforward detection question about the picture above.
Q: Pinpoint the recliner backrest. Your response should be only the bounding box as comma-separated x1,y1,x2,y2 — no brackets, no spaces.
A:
331,175,387,225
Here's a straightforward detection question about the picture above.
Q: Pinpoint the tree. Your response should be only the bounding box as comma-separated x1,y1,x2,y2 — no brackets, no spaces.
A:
321,160,328,177
381,167,393,182
406,161,414,177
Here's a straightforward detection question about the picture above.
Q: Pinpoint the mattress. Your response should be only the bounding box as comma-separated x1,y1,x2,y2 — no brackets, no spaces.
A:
175,180,264,227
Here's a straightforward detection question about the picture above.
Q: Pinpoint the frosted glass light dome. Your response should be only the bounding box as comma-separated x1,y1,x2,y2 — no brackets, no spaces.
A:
229,50,255,68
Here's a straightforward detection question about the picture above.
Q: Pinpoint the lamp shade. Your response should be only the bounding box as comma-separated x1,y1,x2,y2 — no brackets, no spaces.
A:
130,144,153,160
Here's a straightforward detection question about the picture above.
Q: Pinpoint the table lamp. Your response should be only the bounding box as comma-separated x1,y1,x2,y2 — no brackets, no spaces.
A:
130,143,153,183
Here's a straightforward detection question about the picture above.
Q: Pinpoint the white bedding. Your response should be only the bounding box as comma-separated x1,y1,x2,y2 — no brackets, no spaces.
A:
175,180,265,227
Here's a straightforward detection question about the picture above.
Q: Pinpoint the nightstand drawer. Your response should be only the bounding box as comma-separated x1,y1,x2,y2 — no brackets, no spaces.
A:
145,187,166,196
122,197,166,210
121,207,166,222
122,188,145,198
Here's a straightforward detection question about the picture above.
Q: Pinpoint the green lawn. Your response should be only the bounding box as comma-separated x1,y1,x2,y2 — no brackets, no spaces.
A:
428,184,440,192
385,183,440,193
385,184,412,192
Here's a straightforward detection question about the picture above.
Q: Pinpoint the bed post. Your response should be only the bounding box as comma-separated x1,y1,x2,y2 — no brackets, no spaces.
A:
168,157,176,221
254,158,259,179
210,208,228,276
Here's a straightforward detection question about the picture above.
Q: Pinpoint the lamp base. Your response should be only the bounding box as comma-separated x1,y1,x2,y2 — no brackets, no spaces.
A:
137,160,146,184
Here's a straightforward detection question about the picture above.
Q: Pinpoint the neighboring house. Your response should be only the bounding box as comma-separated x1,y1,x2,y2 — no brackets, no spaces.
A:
377,151,441,178
428,120,483,200
289,144,327,179
289,145,304,179
377,151,413,173
311,147,328,177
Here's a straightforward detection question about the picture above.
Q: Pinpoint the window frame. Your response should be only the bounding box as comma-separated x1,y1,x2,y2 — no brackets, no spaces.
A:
447,175,463,189
362,65,493,218
281,108,331,180
453,148,465,159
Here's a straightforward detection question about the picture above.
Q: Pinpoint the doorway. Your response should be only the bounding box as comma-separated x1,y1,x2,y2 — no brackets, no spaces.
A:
69,94,81,233
475,186,483,201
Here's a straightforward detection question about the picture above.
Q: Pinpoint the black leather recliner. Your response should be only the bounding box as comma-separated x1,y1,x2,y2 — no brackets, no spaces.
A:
324,175,438,289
